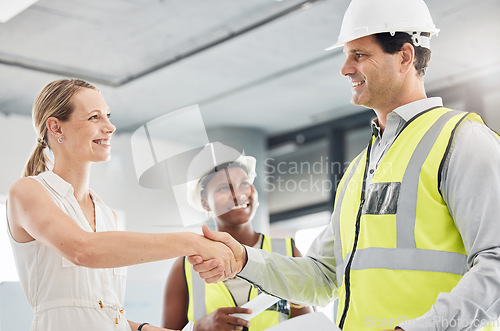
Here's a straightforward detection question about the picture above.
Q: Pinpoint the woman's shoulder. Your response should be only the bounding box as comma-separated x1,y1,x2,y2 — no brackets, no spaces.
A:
7,177,51,242
9,176,44,199
8,176,57,215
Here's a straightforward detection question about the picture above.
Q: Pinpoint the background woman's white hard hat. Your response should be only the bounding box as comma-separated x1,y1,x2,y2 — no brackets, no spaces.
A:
186,141,256,212
326,0,439,50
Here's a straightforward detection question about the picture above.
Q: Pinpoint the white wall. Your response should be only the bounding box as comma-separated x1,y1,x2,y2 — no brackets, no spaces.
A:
0,113,37,191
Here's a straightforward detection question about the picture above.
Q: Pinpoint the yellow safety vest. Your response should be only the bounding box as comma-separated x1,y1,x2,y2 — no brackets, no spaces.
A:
185,235,294,331
333,107,499,330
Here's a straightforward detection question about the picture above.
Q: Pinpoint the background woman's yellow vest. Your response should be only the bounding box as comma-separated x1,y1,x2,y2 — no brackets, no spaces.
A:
185,235,294,331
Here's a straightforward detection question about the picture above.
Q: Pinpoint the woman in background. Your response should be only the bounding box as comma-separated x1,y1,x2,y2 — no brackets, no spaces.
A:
6,79,237,331
162,142,312,331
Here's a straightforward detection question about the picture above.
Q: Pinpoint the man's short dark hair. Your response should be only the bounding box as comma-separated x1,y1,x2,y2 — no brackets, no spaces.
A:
374,32,432,77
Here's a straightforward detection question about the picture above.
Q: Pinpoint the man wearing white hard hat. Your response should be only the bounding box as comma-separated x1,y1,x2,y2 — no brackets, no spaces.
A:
189,1,500,330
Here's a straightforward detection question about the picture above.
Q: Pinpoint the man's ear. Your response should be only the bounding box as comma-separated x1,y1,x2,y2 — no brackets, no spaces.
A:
399,42,415,75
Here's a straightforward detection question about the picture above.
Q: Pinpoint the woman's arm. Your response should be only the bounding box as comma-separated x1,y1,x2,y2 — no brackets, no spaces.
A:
162,257,189,329
7,177,237,277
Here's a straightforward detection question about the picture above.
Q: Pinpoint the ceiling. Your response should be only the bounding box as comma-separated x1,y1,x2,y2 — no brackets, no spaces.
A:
1,0,499,136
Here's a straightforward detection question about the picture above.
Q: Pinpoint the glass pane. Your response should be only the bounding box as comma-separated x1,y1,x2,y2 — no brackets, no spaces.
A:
266,139,332,214
345,126,372,163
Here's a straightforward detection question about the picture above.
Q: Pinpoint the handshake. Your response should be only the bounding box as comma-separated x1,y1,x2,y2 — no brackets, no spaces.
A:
188,225,248,283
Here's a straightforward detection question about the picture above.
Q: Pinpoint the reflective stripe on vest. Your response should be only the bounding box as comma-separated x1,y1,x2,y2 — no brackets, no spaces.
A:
185,235,293,330
332,108,498,330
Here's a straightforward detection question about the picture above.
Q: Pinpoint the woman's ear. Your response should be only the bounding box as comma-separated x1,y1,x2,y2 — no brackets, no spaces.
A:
46,117,63,138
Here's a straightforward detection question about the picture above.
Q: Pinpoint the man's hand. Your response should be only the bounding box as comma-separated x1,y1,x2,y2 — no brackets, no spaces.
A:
187,225,247,283
193,307,252,331
194,233,237,281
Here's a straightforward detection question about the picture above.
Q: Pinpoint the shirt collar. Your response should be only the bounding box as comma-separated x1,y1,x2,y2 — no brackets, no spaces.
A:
38,171,101,203
392,97,443,122
370,97,443,136
39,171,74,197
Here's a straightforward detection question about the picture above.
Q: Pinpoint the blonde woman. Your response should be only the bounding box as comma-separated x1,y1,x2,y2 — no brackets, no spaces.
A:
6,79,237,331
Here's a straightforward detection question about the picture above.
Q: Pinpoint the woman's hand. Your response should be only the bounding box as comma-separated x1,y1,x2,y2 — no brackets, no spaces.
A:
188,225,247,283
193,307,252,331
193,229,238,281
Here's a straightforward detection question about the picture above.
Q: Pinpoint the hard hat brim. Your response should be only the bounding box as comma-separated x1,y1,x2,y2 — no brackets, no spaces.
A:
325,42,344,51
325,26,440,52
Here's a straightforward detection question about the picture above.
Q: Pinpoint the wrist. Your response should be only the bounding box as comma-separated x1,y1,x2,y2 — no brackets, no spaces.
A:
238,245,248,273
186,232,203,256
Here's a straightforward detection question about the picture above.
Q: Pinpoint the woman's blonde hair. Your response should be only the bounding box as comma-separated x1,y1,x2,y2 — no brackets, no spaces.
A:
23,79,98,177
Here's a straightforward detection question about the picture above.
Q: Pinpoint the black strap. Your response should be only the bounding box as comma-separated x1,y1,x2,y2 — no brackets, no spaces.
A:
137,322,149,330
437,112,469,196
338,134,374,329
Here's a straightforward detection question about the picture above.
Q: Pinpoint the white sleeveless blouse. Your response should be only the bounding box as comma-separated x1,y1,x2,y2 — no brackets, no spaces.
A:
8,171,130,330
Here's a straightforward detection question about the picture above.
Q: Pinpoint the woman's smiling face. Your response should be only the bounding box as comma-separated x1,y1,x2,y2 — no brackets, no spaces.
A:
55,88,116,163
201,165,257,225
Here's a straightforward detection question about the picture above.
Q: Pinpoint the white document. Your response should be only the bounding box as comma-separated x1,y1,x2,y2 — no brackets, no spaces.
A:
265,312,340,330
230,293,281,321
181,321,194,331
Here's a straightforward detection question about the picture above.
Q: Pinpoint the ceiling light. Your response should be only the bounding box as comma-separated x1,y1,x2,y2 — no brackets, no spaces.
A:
0,0,39,23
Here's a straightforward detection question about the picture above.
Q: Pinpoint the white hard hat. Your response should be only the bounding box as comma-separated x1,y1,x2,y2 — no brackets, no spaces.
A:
326,0,439,50
186,142,257,212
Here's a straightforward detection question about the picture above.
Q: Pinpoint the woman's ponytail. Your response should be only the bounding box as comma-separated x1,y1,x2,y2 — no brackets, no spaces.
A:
23,140,48,177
